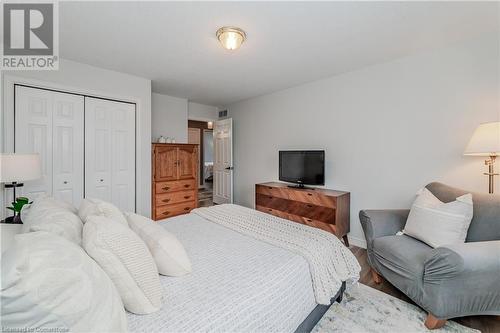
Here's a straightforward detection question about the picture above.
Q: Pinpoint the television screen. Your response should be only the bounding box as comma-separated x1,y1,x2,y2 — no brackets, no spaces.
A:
279,150,325,186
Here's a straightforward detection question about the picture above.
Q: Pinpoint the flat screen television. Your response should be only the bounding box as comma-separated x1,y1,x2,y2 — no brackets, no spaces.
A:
279,150,325,188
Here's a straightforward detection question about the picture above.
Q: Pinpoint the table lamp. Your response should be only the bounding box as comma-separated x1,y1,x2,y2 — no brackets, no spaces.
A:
464,121,500,193
0,154,42,223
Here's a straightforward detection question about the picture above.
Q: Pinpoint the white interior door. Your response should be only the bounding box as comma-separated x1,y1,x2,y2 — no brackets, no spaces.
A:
213,118,233,204
52,91,84,207
15,86,84,207
85,97,136,212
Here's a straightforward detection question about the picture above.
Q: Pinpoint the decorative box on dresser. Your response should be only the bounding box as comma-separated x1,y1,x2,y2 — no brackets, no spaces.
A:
255,182,351,246
152,143,198,220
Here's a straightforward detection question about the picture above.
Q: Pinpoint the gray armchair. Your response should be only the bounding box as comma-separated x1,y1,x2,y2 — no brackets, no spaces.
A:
360,182,500,329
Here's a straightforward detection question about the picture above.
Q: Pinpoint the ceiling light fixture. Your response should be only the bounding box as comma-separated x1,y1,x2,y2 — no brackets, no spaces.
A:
216,26,246,50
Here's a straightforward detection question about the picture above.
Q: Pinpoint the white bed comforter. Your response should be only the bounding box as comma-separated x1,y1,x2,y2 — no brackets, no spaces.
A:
193,204,360,305
127,212,318,333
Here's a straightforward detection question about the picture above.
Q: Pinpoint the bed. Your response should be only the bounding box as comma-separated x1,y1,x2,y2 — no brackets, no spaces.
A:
127,210,351,333
2,199,359,333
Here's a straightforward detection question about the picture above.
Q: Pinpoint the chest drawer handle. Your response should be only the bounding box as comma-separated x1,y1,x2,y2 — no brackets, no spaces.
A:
184,184,190,188
307,193,313,196
268,187,273,190
184,195,191,199
162,199,171,203
162,186,170,191
162,211,170,215
306,219,312,222
307,204,313,208
268,209,273,212
184,207,190,211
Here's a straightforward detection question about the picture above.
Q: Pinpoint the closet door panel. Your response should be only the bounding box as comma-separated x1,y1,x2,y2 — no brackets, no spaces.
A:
14,86,54,199
85,98,112,202
111,102,136,212
85,97,135,212
52,92,84,207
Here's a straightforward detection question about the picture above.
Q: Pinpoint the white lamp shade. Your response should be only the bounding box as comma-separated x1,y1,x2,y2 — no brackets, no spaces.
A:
0,154,42,183
464,121,500,156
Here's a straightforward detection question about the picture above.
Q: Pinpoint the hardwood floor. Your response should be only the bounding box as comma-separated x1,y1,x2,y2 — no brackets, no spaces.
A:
350,245,500,333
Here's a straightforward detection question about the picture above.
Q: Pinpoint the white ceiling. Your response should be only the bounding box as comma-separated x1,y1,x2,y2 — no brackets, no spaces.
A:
59,1,499,106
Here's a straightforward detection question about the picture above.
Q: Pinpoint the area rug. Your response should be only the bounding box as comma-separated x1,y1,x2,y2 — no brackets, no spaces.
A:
312,283,478,333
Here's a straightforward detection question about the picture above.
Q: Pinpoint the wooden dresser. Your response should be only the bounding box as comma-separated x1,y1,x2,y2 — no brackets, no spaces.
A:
255,182,351,246
152,143,198,220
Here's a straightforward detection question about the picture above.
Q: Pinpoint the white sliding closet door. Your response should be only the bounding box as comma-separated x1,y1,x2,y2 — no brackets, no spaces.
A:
15,86,84,206
85,97,136,212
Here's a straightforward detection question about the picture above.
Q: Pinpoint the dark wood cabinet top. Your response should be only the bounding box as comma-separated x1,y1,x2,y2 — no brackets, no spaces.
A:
257,182,349,197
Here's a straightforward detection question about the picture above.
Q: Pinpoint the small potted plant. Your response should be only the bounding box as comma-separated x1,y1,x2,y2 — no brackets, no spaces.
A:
5,197,32,224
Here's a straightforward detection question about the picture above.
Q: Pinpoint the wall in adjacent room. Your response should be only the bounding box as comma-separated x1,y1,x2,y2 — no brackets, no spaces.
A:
1,59,152,217
226,34,500,247
152,93,188,143
188,102,218,121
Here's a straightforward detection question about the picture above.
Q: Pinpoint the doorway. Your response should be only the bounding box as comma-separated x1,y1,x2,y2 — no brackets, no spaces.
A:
188,120,214,207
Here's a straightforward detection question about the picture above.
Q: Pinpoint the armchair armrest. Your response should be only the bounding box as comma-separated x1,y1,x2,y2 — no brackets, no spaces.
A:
359,209,410,250
423,241,500,318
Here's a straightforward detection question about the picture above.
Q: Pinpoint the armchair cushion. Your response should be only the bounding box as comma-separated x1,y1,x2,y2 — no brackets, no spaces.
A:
372,235,432,301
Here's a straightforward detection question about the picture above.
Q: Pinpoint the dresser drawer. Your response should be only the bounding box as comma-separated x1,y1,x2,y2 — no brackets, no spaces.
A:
287,189,336,208
155,201,196,219
156,190,196,206
155,179,196,194
255,184,289,200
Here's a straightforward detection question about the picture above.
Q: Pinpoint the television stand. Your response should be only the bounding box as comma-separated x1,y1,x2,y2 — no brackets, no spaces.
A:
287,184,314,190
255,182,351,247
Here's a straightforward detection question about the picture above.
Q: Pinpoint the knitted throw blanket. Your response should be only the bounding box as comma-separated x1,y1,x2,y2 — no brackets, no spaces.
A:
192,204,361,305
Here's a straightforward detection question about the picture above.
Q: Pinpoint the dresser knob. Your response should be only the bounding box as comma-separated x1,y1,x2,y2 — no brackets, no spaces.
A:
306,219,312,222
162,199,171,203
184,184,190,188
184,207,190,211
162,186,170,191
184,196,190,199
307,193,312,196
162,211,170,215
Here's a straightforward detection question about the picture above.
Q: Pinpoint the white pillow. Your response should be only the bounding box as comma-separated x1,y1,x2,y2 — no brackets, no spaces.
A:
21,197,83,244
1,231,127,332
78,198,128,227
125,212,192,276
403,188,473,248
83,215,162,314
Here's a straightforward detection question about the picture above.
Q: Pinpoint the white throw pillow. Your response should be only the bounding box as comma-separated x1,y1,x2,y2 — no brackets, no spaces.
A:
21,196,83,244
403,188,473,248
125,212,192,276
78,198,128,227
83,215,162,314
1,231,127,332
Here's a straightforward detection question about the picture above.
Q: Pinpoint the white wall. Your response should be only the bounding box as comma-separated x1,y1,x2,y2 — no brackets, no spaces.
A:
188,102,218,121
152,93,188,143
226,34,500,247
1,59,153,217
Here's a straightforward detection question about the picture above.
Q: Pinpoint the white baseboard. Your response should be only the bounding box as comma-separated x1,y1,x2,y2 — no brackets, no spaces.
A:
347,235,367,249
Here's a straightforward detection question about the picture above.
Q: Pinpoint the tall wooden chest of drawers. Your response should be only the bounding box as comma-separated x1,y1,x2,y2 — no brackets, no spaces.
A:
152,143,198,220
255,182,350,246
